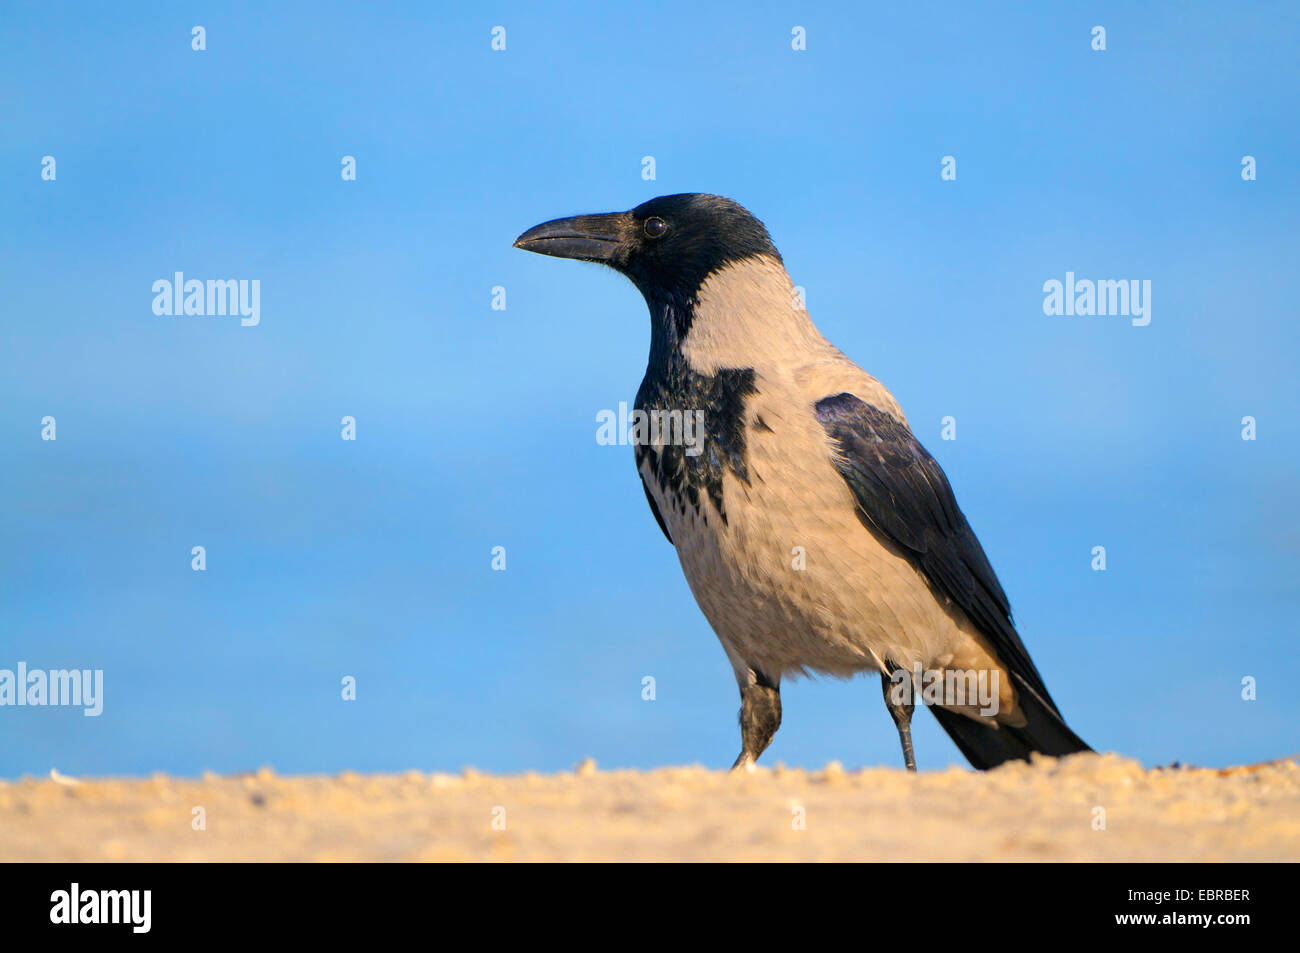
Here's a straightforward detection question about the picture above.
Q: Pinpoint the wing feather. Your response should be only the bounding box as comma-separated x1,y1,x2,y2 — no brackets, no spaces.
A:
814,391,1060,713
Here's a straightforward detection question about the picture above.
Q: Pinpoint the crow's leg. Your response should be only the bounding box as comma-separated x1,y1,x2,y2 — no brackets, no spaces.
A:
881,666,917,772
731,670,781,772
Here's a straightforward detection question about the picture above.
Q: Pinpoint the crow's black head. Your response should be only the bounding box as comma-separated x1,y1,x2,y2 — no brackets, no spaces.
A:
514,193,781,301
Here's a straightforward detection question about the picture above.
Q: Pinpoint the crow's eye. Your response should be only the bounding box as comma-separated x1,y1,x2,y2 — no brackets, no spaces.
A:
643,217,669,239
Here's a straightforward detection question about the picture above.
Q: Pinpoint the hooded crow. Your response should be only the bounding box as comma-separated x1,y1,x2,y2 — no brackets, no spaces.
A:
514,193,1091,771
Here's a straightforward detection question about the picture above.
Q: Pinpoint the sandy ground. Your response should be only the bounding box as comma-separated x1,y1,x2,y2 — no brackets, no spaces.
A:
2,753,1297,862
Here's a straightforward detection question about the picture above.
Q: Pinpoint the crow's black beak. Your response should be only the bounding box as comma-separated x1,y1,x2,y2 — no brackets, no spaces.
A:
513,212,629,264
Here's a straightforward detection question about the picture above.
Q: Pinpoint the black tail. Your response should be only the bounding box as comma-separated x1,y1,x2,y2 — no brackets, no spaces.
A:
930,673,1092,771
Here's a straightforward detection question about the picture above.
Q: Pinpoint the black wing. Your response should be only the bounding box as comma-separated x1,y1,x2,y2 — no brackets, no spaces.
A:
640,474,672,544
814,392,1059,713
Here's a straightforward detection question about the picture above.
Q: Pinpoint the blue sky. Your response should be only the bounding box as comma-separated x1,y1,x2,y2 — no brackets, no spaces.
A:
1,1,1296,778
